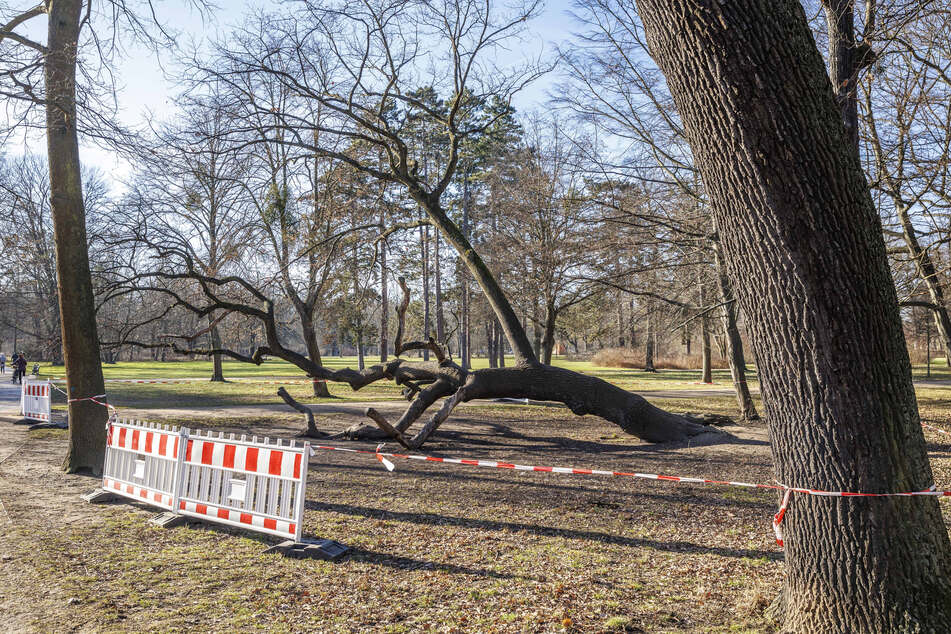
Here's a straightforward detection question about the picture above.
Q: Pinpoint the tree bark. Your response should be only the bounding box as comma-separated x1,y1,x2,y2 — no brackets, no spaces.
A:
644,303,656,372
435,231,445,344
380,207,388,363
209,314,224,382
421,221,430,361
821,0,866,157
301,312,332,397
636,0,951,630
541,302,557,365
47,0,109,474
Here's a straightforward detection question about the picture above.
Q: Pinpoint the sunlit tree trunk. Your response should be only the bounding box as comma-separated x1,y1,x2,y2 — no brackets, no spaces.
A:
47,0,108,474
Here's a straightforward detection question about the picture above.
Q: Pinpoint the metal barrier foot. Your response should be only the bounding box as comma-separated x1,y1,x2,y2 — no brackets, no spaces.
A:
81,488,118,504
264,538,350,561
149,512,188,528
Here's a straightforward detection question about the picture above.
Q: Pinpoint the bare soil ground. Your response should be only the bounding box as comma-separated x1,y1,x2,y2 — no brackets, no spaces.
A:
3,392,951,633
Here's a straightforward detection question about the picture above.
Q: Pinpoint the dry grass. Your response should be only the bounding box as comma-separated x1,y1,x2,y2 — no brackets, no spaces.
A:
591,348,730,371
5,385,951,633
1,398,789,633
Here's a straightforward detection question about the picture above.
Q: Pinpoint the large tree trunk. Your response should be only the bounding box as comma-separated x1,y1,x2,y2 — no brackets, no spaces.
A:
636,0,951,630
644,304,656,372
435,232,445,344
301,312,332,397
541,302,557,365
209,314,224,382
896,206,951,367
380,207,388,363
821,0,864,155
47,0,108,474
713,238,759,420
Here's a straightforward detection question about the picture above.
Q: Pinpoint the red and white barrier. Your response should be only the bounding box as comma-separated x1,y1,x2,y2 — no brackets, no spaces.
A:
99,420,309,542
177,431,309,541
103,420,186,510
20,378,51,422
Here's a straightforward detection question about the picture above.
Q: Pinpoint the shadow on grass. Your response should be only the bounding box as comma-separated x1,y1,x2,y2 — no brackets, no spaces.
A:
342,546,544,581
305,500,783,563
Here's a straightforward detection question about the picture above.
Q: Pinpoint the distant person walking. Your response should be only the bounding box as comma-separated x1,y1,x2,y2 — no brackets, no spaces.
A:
14,353,26,384
0,352,6,374
10,353,19,383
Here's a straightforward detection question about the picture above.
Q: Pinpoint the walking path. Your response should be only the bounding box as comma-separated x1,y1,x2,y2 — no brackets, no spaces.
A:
0,375,22,411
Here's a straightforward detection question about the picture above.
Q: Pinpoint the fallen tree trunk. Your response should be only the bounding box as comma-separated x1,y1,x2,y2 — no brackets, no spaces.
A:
128,276,723,448
360,362,721,449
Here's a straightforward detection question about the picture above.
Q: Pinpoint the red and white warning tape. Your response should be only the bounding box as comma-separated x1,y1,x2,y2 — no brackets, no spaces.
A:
307,442,951,548
50,383,119,422
923,422,951,436
50,377,327,385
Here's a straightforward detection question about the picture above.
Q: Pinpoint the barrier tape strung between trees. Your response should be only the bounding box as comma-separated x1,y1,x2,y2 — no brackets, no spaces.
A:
48,377,327,385
307,439,951,548
64,387,951,548
50,382,120,422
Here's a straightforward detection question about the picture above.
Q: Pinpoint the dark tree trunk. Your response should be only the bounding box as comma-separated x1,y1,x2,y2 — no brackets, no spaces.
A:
209,314,224,382
47,0,109,474
541,302,557,365
496,320,505,367
636,0,951,629
644,305,656,372
357,330,365,370
821,0,865,156
486,321,497,368
380,208,388,362
435,232,445,344
301,312,332,397
713,237,759,420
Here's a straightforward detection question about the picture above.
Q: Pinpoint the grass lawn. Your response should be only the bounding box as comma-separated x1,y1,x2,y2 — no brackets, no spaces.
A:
30,356,761,412
32,355,950,412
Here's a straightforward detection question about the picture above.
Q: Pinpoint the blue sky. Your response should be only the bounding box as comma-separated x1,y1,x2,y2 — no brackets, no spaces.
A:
5,0,580,181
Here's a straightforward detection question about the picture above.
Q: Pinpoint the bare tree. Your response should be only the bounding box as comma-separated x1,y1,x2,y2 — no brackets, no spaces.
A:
1,0,211,472
131,0,721,446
